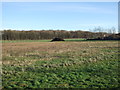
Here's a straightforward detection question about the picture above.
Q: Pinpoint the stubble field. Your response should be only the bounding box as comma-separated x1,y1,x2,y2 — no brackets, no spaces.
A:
2,40,120,88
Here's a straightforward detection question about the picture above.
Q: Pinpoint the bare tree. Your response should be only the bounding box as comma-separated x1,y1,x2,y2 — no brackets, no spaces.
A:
108,27,116,34
93,26,104,33
111,27,116,34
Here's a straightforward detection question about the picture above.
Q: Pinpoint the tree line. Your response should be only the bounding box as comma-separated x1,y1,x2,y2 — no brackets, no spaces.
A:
1,30,110,40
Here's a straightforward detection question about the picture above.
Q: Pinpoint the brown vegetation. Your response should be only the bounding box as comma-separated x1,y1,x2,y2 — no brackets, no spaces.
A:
2,41,118,66
87,33,120,40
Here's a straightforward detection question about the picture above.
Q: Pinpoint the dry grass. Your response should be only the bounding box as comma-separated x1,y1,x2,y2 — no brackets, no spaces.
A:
2,41,118,66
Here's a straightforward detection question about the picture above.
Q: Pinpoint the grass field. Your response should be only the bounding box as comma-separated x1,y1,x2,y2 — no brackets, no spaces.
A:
2,39,120,88
1,38,86,43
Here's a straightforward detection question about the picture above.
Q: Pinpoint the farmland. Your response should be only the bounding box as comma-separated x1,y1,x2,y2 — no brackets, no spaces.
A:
2,39,120,88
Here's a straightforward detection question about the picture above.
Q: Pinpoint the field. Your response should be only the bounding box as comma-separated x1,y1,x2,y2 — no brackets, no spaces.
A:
2,39,120,88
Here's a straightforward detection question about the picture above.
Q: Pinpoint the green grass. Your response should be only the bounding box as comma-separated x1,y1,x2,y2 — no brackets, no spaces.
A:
64,38,86,42
2,56,119,88
2,46,119,88
1,39,51,43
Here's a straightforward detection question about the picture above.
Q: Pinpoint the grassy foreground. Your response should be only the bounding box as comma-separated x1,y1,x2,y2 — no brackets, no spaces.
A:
2,40,120,88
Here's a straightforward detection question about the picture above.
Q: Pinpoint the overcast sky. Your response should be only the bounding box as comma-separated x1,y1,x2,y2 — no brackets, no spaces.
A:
2,2,118,31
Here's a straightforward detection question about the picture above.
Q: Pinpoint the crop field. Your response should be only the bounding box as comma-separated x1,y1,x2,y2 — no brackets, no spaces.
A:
2,39,120,88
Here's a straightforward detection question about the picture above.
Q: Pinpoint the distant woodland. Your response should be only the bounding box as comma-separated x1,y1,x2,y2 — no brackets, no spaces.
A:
1,29,119,40
1,30,110,40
